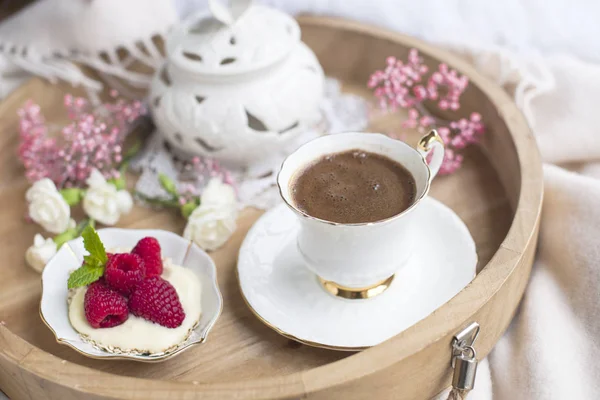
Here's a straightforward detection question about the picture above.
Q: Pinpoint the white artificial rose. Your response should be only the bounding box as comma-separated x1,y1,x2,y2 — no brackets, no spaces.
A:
83,169,133,225
184,204,237,251
116,190,134,214
26,178,71,234
25,234,57,273
201,178,237,207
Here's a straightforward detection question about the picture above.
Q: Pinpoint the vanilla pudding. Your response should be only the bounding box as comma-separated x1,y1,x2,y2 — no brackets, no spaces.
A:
69,258,202,355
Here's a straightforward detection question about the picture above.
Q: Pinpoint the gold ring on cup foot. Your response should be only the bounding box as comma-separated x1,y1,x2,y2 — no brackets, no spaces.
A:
318,275,395,299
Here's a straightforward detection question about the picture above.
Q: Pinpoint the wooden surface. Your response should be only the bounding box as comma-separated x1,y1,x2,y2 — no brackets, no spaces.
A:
0,16,543,400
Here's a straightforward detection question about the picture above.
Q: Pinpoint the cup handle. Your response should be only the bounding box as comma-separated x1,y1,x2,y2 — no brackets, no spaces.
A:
417,129,445,181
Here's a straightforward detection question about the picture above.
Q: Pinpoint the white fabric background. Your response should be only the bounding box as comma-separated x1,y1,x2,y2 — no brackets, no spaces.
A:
178,0,600,62
2,1,600,399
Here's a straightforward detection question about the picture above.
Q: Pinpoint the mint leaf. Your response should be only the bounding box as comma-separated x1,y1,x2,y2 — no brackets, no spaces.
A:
67,225,107,288
82,225,107,266
84,254,103,269
67,264,104,289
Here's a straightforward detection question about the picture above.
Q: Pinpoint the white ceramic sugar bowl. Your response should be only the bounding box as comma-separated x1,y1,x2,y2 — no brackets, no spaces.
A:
149,1,325,167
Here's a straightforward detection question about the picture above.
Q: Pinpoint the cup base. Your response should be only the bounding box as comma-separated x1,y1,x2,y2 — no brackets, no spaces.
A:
318,275,395,300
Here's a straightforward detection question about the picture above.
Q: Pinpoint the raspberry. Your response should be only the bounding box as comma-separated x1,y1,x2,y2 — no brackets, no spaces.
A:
131,237,163,277
84,280,129,328
104,253,145,296
129,276,185,328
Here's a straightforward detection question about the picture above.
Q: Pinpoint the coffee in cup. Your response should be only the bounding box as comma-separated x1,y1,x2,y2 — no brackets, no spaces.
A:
290,150,417,224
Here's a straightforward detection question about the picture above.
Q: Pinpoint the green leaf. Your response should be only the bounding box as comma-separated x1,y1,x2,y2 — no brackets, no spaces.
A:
83,255,102,269
82,225,107,266
158,174,178,197
59,188,83,206
121,138,142,165
67,264,104,289
180,201,198,219
135,191,180,208
119,160,129,176
108,177,126,190
75,219,94,236
53,229,77,248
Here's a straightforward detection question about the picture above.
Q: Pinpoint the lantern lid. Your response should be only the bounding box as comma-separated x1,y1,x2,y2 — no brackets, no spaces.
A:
166,2,301,77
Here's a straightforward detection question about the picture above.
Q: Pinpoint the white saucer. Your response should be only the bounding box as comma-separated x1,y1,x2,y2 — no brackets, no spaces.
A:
237,198,477,350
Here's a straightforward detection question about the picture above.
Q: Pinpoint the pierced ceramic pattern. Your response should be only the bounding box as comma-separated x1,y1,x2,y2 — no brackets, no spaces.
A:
167,4,299,75
133,78,369,211
149,3,325,167
40,229,223,362
237,199,477,350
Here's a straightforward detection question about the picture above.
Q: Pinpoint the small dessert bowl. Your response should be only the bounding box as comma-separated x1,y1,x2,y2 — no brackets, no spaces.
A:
40,228,223,362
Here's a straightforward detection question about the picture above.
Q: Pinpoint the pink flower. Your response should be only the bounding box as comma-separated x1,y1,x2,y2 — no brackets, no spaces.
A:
17,95,147,188
368,49,486,175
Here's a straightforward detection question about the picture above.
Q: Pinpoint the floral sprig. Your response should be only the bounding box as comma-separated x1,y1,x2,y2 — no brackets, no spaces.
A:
137,173,201,219
175,156,235,194
138,172,238,252
24,168,134,273
19,92,143,273
18,92,146,188
368,49,485,174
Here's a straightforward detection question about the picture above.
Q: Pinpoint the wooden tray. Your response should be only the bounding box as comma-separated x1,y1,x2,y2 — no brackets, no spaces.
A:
0,16,542,400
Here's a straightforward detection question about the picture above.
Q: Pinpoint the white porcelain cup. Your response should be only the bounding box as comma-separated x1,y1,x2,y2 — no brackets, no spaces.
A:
277,130,445,295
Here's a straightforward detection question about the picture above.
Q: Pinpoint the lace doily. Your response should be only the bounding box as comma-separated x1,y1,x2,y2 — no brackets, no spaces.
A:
131,77,369,210
0,0,176,100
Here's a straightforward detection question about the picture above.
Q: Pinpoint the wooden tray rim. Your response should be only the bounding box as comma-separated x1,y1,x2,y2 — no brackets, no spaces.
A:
0,15,543,400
